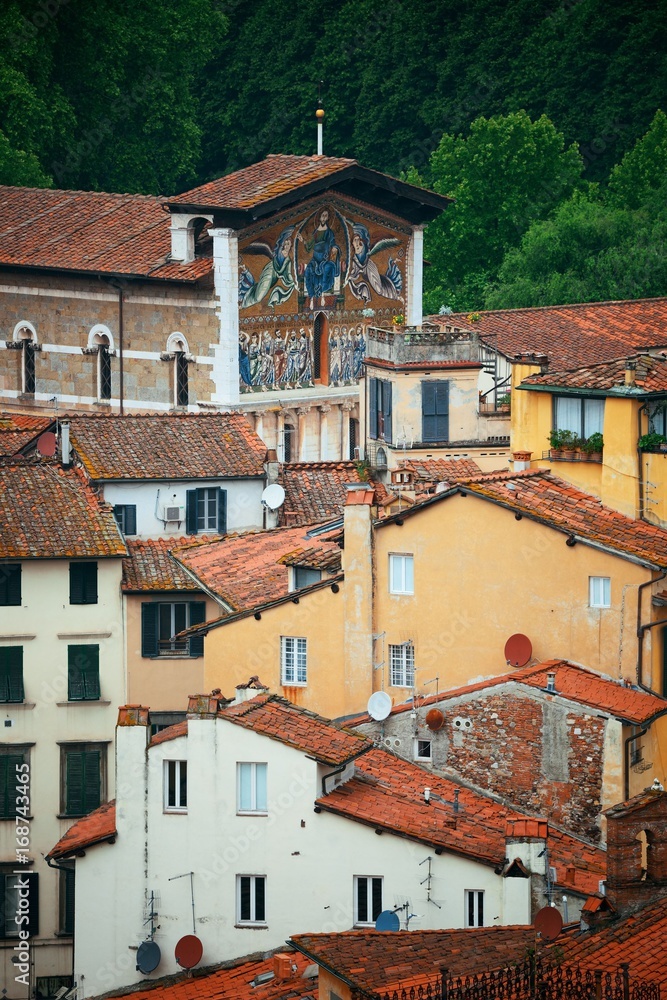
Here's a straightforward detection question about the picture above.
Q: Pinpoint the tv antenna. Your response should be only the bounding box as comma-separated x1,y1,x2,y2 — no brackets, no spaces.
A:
168,871,196,933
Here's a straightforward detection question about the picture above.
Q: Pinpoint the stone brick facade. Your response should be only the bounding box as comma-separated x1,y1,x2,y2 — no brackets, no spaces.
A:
605,790,667,914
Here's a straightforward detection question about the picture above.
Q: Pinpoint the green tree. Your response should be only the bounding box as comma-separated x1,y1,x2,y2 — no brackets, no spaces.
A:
607,110,667,210
418,111,583,313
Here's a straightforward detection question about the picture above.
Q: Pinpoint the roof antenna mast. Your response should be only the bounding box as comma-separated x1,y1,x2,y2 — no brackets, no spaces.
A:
316,81,324,156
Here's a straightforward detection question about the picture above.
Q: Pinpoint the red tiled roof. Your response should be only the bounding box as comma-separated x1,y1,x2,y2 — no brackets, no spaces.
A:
122,538,218,592
48,800,116,860
348,660,667,744
100,951,316,1000
149,720,188,746
279,543,342,572
317,746,606,890
398,457,483,485
218,694,370,766
0,457,127,558
0,414,53,456
430,299,667,371
290,927,534,994
172,524,341,611
279,462,382,527
460,469,667,568
521,352,667,393
69,413,267,480
0,186,209,281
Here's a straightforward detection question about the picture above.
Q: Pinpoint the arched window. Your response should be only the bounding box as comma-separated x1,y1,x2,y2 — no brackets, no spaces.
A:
92,333,112,400
174,341,189,407
16,326,37,395
636,829,653,880
313,313,328,383
283,422,295,463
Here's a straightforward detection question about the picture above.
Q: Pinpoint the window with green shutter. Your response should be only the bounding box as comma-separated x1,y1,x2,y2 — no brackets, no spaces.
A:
0,870,38,938
69,562,98,605
0,747,29,819
141,601,206,657
67,645,100,701
0,648,24,703
0,565,21,606
62,746,103,817
59,868,75,935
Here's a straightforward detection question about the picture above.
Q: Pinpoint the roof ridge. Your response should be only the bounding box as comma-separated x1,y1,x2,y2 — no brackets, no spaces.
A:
441,296,667,320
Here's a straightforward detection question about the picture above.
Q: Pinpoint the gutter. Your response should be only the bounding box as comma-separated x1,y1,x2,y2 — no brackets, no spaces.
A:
320,744,375,796
636,568,667,692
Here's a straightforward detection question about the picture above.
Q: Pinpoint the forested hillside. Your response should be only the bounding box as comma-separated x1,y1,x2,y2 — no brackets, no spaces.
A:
1,0,665,309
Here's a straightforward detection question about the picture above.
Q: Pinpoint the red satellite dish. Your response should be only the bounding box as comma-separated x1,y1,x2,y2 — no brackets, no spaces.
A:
534,905,563,941
425,709,445,731
36,431,57,457
504,633,532,667
175,934,203,970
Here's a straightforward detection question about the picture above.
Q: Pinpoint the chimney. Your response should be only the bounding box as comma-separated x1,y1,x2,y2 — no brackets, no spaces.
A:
315,103,324,156
625,360,637,387
546,671,556,693
186,690,230,718
60,418,71,466
235,676,269,704
512,451,532,472
274,952,294,981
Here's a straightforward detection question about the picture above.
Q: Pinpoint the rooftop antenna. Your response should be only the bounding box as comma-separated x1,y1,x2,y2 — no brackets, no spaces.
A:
316,83,324,156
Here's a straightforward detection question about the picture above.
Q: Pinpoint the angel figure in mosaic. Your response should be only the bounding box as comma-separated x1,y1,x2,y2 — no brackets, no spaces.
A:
347,223,402,303
238,227,296,309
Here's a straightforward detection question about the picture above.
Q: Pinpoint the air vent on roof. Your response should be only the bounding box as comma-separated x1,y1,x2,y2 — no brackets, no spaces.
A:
163,505,185,523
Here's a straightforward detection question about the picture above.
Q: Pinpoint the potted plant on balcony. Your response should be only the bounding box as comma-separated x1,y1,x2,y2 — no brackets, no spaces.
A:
497,392,511,412
582,432,604,462
559,430,579,460
638,432,667,452
548,428,565,460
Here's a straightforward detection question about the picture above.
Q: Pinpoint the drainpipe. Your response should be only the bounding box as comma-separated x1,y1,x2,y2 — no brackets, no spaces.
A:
636,568,667,693
320,745,374,797
638,403,647,521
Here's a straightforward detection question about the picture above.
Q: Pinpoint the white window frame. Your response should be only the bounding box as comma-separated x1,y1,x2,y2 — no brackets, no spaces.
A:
414,738,432,761
389,643,415,688
589,576,611,608
281,636,307,686
465,889,484,927
389,553,414,595
237,762,268,814
163,759,187,812
236,874,267,925
354,875,383,926
196,487,218,531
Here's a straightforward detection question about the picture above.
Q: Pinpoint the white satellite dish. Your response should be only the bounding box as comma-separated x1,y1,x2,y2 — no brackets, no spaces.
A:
261,484,285,510
367,690,392,721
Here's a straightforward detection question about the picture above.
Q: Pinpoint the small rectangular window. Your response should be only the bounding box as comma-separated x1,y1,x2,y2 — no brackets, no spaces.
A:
237,874,266,924
465,889,484,927
389,643,415,688
0,648,24,703
69,562,98,605
389,553,414,595
414,738,432,761
0,747,29,819
281,636,307,686
293,566,322,590
67,645,100,701
0,870,38,938
354,875,383,925
113,505,137,536
61,744,104,817
185,488,227,535
237,762,268,814
164,760,187,811
0,565,21,606
59,868,75,936
589,576,611,608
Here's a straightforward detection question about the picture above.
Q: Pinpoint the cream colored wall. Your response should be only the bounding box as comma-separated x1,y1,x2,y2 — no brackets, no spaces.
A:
125,593,219,711
641,717,667,793
201,585,347,716
373,494,649,692
387,368,481,447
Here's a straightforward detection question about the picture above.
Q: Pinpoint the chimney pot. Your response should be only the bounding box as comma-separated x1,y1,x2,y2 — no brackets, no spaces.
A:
273,953,293,980
117,705,150,727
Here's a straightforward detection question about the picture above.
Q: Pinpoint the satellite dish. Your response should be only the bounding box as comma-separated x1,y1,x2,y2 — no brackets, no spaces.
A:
175,934,203,969
504,633,532,667
262,483,286,510
534,905,563,941
36,431,57,457
375,909,400,931
425,709,445,731
367,691,392,721
136,940,161,974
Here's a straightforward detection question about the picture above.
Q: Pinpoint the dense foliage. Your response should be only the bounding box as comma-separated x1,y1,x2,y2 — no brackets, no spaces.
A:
0,0,664,307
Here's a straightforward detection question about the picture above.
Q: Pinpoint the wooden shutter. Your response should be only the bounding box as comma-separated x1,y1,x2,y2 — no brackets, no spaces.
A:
185,490,198,534
383,380,392,444
0,564,21,606
124,505,137,535
66,750,101,815
217,489,227,535
188,602,206,657
369,378,378,439
83,562,98,603
24,871,39,937
141,603,159,657
0,750,25,817
69,563,83,604
68,645,100,700
61,868,75,935
0,647,24,703
422,380,449,443
83,750,101,813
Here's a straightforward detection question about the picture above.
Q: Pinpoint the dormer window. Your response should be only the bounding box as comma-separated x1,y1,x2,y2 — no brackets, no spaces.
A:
169,213,214,263
293,566,322,589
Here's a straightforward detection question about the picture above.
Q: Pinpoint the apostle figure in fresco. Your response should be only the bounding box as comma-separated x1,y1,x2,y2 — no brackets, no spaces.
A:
238,228,296,309
298,329,313,385
298,209,341,309
273,329,287,385
340,326,353,383
239,333,252,388
347,223,402,303
329,326,342,386
259,330,275,390
248,333,261,385
353,324,366,381
284,330,301,386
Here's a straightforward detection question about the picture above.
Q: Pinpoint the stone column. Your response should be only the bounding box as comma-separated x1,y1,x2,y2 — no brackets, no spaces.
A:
297,405,311,461
342,400,354,461
319,404,332,460
209,227,240,406
406,226,424,328
277,410,286,461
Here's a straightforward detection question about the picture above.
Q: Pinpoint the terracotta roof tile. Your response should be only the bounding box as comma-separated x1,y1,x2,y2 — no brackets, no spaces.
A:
218,694,370,766
0,414,53,456
398,458,483,486
122,538,219,592
99,951,316,1000
149,720,188,746
48,799,116,860
522,352,667,393
278,462,384,527
0,457,127,558
430,299,667,371
69,413,267,480
0,186,208,281
172,524,341,611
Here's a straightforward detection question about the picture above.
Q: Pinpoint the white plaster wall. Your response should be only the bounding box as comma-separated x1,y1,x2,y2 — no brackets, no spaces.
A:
100,478,265,537
0,558,124,989
74,716,529,997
